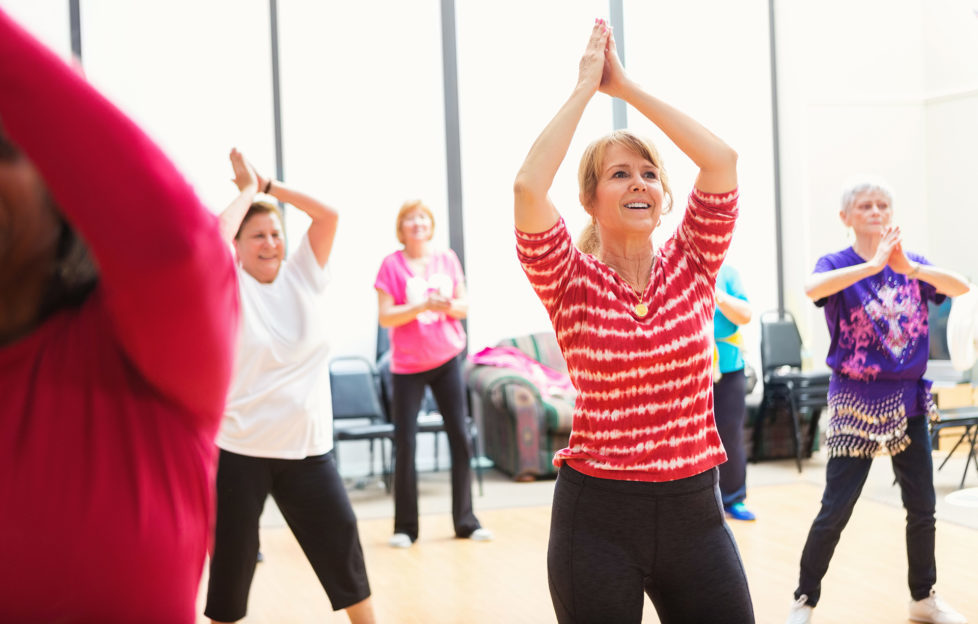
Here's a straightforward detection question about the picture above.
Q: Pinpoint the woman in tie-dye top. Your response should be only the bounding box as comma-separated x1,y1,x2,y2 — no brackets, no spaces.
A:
513,20,753,624
785,178,969,624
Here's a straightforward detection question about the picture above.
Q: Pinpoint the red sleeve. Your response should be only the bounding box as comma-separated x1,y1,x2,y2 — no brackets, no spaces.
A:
0,10,238,421
515,217,579,317
674,187,739,280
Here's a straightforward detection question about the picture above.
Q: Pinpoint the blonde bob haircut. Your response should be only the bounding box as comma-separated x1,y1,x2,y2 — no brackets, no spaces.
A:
576,130,673,255
396,199,435,244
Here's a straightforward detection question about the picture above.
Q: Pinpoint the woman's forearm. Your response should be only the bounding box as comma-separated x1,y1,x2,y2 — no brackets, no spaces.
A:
378,299,427,328
218,186,258,246
513,86,592,233
266,180,338,267
716,292,751,326
618,81,737,194
445,297,468,320
805,264,879,301
914,264,970,297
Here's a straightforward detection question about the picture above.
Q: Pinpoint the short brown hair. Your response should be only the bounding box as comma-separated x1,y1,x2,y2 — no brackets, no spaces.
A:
395,200,435,244
235,201,284,240
38,213,99,319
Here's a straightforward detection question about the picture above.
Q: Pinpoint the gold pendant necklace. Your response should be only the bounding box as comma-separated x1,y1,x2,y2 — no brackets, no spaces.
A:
633,256,656,318
606,255,654,319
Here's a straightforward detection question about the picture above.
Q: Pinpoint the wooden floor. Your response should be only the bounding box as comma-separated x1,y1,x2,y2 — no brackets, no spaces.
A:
194,479,978,623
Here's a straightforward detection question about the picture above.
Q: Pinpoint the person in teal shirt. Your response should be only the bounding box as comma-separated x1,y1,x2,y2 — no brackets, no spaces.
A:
713,263,755,520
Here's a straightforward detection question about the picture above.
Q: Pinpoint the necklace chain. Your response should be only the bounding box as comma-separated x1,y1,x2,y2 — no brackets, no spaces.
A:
631,257,656,318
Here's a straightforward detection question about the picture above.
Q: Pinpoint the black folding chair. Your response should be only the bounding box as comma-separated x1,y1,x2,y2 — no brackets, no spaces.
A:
329,356,396,491
756,310,831,472
377,347,484,496
931,407,978,489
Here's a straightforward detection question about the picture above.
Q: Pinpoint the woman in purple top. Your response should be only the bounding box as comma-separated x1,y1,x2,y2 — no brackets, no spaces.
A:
785,178,969,624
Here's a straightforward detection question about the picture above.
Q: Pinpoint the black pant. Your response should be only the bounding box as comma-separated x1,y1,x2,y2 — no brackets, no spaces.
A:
548,465,755,624
391,354,480,540
204,450,371,621
714,369,748,506
795,414,937,605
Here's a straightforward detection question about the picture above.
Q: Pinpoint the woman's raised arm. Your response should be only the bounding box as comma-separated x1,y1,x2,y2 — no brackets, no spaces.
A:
513,20,610,233
0,10,238,419
219,148,259,246
225,148,339,269
262,180,338,268
598,29,738,195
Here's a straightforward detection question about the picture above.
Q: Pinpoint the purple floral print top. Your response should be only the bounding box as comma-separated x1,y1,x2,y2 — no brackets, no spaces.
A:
814,247,946,458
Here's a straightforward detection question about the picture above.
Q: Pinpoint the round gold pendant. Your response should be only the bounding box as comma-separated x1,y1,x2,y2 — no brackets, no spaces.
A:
634,303,648,317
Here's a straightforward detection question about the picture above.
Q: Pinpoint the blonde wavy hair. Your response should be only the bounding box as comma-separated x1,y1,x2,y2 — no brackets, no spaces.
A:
575,130,673,254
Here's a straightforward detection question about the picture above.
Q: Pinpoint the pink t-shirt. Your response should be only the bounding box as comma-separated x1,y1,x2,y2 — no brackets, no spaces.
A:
375,249,467,374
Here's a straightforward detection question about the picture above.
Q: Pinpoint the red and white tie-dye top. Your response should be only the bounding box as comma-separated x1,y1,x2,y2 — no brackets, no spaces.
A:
516,188,738,482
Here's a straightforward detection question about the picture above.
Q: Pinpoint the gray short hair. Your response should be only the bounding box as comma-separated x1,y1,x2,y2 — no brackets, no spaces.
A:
840,176,893,213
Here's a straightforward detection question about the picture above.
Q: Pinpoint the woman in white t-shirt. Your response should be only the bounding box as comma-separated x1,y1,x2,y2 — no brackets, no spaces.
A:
374,200,490,548
204,149,375,624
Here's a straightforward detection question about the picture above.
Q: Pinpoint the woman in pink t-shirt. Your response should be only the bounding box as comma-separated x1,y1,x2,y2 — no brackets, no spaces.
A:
375,200,490,548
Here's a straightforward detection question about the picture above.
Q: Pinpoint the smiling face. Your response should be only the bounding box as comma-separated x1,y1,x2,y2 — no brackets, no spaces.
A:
398,207,433,245
587,143,665,243
234,210,285,284
841,188,892,238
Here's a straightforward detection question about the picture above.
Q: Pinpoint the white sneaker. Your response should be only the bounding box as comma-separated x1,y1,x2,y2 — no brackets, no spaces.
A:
909,590,967,624
785,594,814,624
388,532,413,548
468,528,493,542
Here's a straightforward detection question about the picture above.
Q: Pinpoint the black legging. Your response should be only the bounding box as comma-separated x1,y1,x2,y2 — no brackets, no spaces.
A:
548,465,755,624
391,354,480,541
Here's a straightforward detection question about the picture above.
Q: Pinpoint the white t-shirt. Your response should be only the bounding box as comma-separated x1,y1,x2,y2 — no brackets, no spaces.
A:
218,233,333,459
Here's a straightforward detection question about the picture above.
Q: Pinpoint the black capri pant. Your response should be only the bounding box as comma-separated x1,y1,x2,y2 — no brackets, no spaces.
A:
548,464,754,624
204,450,371,622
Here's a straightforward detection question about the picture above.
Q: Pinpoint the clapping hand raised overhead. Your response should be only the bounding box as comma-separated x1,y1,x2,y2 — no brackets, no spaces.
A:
229,147,259,194
577,19,609,96
598,23,629,99
577,19,631,100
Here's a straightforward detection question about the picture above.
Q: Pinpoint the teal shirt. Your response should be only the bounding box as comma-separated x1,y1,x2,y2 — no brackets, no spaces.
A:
714,264,748,374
